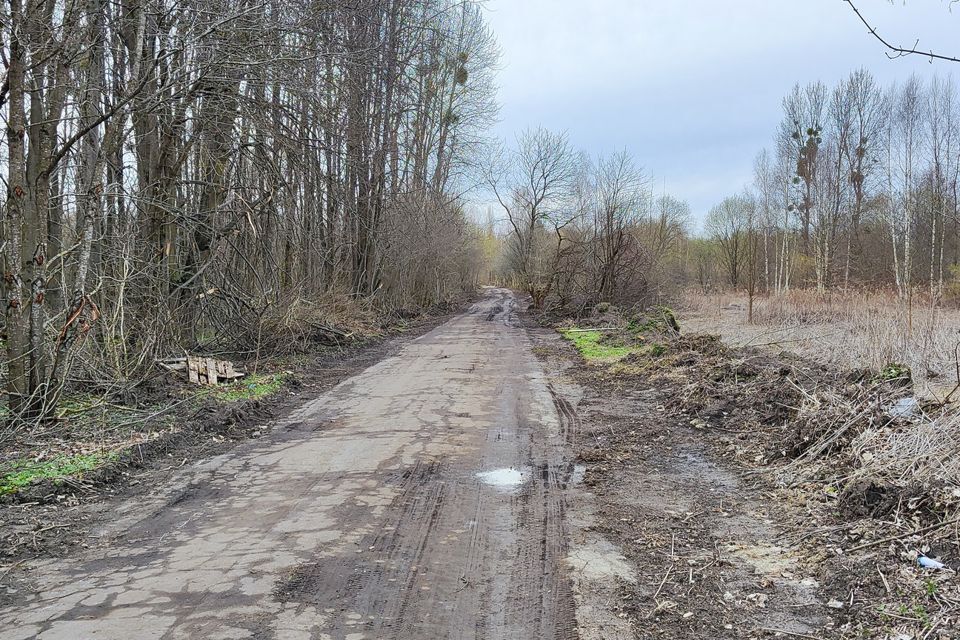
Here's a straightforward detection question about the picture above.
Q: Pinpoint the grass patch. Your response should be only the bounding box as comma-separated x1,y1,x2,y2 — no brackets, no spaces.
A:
55,392,107,419
0,452,117,496
560,329,635,362
561,327,670,367
212,372,288,402
875,362,911,383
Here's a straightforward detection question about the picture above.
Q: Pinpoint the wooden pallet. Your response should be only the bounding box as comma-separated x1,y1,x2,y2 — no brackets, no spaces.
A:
157,355,245,386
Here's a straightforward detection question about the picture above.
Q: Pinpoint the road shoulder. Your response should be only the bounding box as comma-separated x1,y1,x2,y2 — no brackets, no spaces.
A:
528,315,830,639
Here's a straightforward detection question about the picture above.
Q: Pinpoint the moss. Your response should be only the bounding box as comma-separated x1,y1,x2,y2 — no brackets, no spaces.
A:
213,372,288,402
627,306,679,336
657,306,681,333
0,452,117,496
560,329,635,362
648,342,667,357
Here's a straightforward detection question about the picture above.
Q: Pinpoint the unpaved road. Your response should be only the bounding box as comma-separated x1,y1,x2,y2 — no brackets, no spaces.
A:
1,289,593,639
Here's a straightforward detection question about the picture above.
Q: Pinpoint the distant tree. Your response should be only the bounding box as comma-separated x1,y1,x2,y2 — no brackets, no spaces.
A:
488,127,582,307
705,194,754,289
837,69,886,289
592,151,648,301
779,83,827,255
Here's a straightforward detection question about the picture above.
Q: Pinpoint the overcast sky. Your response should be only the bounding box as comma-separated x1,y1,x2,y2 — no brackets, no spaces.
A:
481,0,960,228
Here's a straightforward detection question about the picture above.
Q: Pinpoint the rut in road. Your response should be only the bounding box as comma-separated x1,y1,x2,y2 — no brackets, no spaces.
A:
0,289,581,640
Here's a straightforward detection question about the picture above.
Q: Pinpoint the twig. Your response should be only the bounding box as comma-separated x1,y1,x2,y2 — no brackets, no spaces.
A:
940,342,960,405
646,564,674,618
922,619,941,639
0,560,26,585
877,565,891,594
843,0,960,64
757,628,824,640
847,515,960,552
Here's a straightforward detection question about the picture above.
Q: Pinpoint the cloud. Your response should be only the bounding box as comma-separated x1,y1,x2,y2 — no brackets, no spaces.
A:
483,0,960,219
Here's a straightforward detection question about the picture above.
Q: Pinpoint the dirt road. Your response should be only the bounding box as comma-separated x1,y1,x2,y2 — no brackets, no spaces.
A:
1,289,595,639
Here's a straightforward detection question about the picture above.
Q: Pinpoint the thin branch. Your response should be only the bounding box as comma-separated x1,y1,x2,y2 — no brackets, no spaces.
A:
844,0,960,63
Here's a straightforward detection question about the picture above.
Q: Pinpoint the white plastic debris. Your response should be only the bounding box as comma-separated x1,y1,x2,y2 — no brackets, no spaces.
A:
917,555,946,570
888,396,919,419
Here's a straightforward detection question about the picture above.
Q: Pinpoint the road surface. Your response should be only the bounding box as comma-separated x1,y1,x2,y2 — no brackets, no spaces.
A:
1,289,586,639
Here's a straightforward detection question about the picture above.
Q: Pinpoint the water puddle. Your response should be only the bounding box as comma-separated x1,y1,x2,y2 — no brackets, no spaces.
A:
476,467,529,489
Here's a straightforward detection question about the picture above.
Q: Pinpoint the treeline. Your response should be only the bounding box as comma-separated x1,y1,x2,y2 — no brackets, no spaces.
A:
700,69,960,301
489,128,689,310
0,0,498,421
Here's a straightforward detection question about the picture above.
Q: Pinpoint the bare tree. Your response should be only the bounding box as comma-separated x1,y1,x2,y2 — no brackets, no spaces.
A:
592,151,648,302
706,194,753,289
0,0,501,426
489,127,581,307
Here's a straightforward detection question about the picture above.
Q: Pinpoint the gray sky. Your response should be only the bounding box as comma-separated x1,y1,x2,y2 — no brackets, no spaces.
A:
482,0,960,227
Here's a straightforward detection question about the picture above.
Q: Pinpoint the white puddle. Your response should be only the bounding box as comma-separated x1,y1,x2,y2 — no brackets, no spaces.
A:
476,467,529,488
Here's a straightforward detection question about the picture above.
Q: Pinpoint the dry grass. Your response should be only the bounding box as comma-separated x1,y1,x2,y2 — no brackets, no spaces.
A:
255,292,386,355
680,289,960,400
853,408,960,487
602,298,960,636
680,288,960,507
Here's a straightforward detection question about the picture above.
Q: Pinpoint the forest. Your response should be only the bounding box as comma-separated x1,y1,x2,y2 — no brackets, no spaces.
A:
3,0,960,428
495,70,960,315
0,0,497,424
5,2,960,638
3,0,960,427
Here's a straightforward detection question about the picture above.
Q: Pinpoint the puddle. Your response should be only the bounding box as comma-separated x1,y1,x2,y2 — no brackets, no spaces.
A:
476,467,529,489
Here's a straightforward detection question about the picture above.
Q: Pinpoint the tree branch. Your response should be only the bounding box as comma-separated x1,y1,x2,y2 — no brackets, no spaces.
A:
844,0,960,63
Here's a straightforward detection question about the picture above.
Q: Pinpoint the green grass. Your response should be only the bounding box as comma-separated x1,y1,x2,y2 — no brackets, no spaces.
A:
875,362,911,382
560,329,635,362
55,392,106,419
213,372,288,402
0,452,117,496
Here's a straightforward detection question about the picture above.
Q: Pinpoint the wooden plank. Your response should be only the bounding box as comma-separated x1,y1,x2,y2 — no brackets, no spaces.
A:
175,354,245,385
188,357,200,385
206,357,218,385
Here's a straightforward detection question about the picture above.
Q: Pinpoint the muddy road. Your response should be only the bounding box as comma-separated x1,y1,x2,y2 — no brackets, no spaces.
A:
1,289,599,639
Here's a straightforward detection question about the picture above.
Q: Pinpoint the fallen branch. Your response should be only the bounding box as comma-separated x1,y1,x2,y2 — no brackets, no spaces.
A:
646,563,674,619
0,560,26,586
757,628,823,640
846,515,960,552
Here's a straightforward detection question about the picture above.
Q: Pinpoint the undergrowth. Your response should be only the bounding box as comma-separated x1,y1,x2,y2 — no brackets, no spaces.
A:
0,452,118,496
211,372,289,402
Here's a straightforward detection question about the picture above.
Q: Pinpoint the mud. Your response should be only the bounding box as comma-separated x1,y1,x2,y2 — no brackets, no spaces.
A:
0,306,459,565
527,324,835,639
1,289,857,639
0,289,582,639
